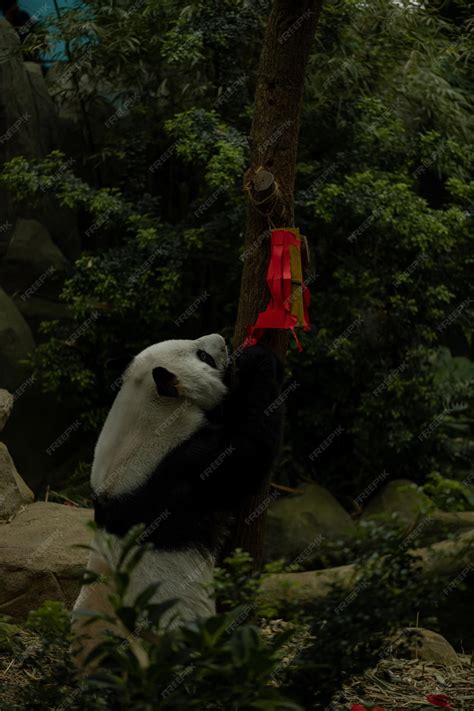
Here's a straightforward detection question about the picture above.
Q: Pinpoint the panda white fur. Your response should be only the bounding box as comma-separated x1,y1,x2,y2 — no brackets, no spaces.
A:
73,333,283,663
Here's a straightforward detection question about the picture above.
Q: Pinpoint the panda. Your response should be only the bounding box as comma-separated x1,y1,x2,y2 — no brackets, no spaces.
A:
73,333,283,664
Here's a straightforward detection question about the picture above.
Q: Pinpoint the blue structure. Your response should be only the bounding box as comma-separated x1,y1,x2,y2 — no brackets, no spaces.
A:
2,0,78,62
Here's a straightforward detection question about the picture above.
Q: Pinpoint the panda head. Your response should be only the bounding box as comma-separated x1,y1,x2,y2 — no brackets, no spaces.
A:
123,333,229,411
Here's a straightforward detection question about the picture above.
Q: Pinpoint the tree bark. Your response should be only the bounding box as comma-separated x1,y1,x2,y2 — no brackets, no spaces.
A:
228,0,324,569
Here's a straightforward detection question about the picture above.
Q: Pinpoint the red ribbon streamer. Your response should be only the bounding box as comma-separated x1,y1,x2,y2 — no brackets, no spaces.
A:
242,228,310,352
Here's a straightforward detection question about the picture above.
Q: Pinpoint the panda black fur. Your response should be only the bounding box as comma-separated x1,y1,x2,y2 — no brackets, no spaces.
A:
73,334,283,659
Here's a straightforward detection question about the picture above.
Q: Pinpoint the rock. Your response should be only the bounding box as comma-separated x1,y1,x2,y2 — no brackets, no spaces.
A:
264,484,356,568
414,511,474,546
361,479,432,532
0,442,34,520
259,530,474,609
389,628,461,666
0,390,13,431
0,218,69,296
34,195,82,262
13,295,73,336
0,23,57,163
0,21,22,255
0,502,93,618
0,287,35,391
0,21,81,261
0,285,73,492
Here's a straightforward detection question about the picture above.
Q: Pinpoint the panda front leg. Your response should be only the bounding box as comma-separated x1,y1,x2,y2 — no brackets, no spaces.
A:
203,345,285,506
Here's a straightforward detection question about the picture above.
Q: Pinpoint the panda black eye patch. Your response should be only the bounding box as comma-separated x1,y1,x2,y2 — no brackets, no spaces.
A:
196,349,217,369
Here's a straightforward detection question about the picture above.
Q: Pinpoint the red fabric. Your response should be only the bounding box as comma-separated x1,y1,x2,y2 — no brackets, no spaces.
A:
242,229,311,352
426,695,453,708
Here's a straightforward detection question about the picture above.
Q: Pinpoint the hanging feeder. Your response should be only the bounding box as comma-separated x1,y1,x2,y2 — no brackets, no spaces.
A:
243,227,311,352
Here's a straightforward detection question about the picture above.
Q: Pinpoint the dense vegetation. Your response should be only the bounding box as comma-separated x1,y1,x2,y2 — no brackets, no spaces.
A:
2,0,473,505
0,524,459,710
1,2,473,707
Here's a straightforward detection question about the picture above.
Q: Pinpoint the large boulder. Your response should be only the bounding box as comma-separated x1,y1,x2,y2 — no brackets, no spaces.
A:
0,502,93,618
360,479,474,547
0,389,13,431
264,484,356,567
13,295,73,337
0,288,73,494
389,628,461,666
0,442,34,521
0,21,42,255
0,218,69,297
260,530,474,610
360,479,432,532
0,21,81,260
0,287,35,391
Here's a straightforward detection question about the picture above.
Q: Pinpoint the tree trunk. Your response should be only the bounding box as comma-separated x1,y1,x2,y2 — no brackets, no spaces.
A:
228,0,324,569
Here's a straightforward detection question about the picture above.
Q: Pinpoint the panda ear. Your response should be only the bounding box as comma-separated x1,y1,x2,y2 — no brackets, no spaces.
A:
152,367,179,398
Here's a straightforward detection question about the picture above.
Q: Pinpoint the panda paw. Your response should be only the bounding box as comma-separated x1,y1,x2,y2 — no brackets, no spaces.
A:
236,345,284,384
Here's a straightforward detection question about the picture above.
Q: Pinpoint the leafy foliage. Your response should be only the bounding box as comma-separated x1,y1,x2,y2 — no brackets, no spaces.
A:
5,0,472,501
2,0,472,500
3,524,470,709
2,528,301,711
